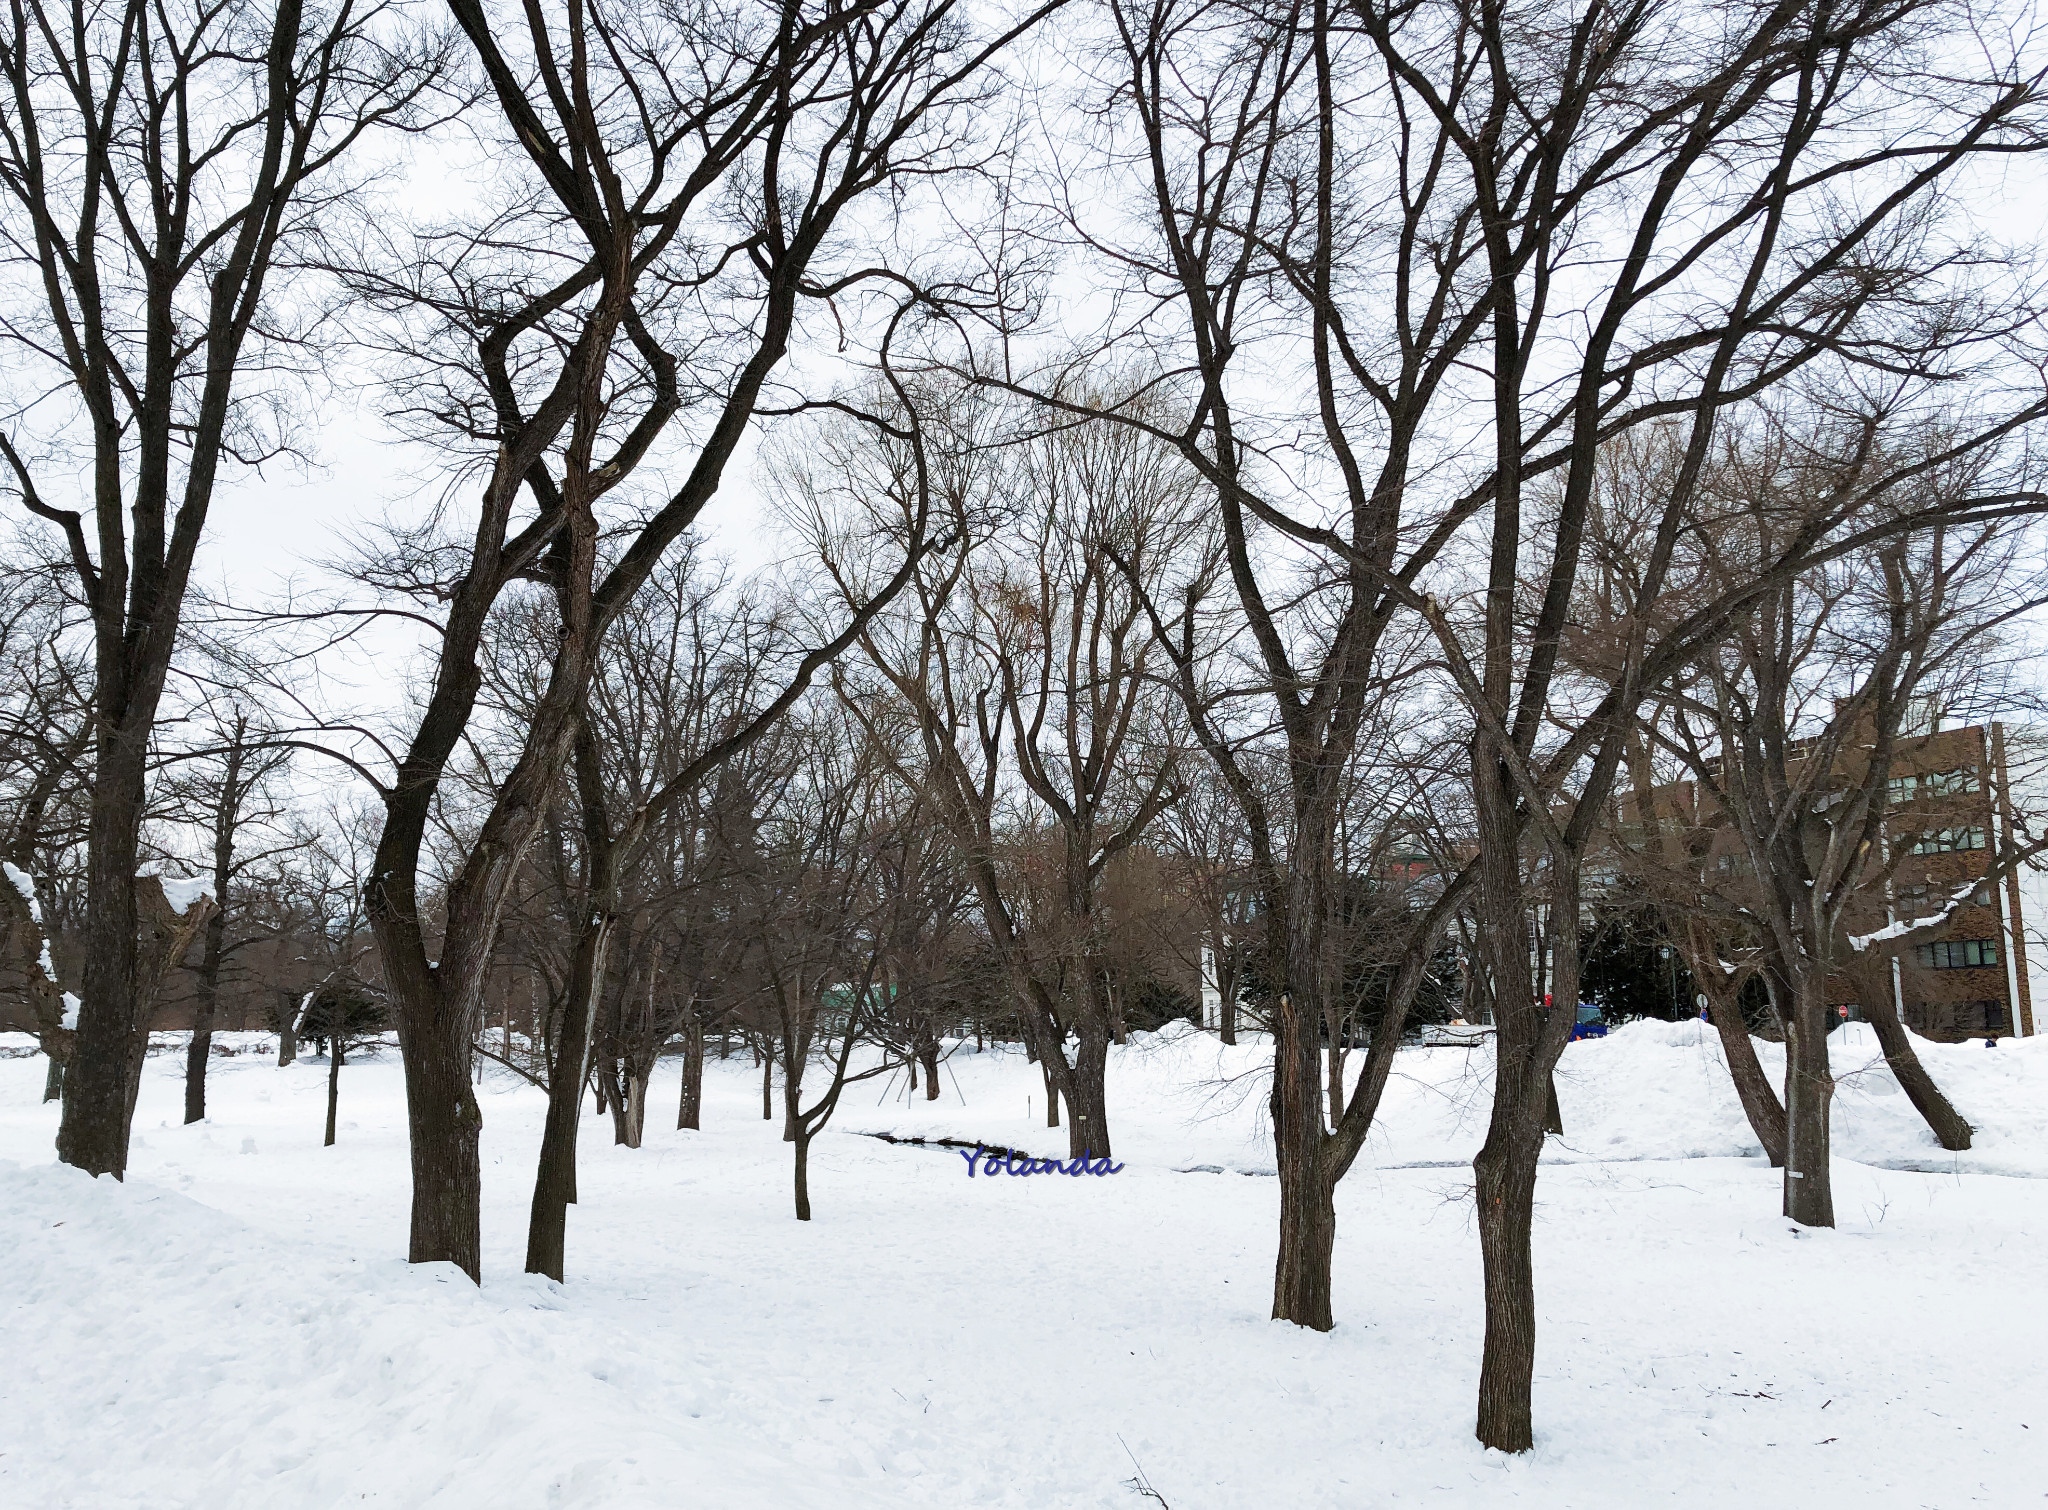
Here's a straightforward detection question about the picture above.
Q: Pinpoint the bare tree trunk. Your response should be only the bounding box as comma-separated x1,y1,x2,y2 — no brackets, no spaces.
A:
527,918,610,1281
1782,972,1836,1227
677,1010,704,1130
43,1056,64,1103
1863,993,1972,1150
1543,1072,1563,1137
1473,1106,1543,1453
102,880,215,1149
185,998,218,1123
1271,980,1336,1329
761,1052,773,1121
622,1069,647,1150
605,1060,633,1146
1701,977,1788,1165
1470,771,1579,1454
394,987,483,1280
324,1041,344,1147
1065,1022,1112,1160
793,1129,813,1221
185,886,229,1124
920,1041,940,1101
185,725,249,1125
1040,1054,1060,1128
57,735,148,1176
278,992,303,1067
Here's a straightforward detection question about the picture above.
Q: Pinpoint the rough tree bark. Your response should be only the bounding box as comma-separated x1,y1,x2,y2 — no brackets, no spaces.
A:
1696,959,1788,1166
1781,968,1837,1227
677,1007,705,1130
324,1040,345,1147
525,912,612,1281
5,0,425,1182
1863,989,1972,1151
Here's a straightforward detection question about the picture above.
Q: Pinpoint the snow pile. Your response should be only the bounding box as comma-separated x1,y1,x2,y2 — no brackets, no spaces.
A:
0,1161,907,1510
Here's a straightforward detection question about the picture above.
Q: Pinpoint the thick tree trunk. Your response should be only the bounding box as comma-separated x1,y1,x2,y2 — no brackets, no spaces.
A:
324,1042,344,1147
1865,989,1972,1151
1782,974,1836,1228
1271,988,1334,1329
1064,1023,1111,1160
677,1011,704,1130
1473,1113,1543,1453
57,734,149,1178
1468,751,1579,1454
1041,1054,1060,1128
793,1130,813,1221
184,1005,217,1125
527,920,610,1281
277,995,299,1066
1219,982,1238,1046
1273,1175,1337,1322
920,1042,940,1101
395,987,484,1281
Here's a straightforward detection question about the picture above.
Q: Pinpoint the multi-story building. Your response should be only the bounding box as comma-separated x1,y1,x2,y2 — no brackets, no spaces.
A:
1872,722,2040,1039
1613,720,2044,1042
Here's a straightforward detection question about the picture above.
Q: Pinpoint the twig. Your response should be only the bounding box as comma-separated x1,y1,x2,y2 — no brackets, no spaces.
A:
1118,1436,1170,1509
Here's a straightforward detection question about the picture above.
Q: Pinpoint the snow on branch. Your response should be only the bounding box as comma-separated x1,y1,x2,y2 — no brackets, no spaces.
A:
147,872,213,914
1848,875,1980,951
2,860,59,983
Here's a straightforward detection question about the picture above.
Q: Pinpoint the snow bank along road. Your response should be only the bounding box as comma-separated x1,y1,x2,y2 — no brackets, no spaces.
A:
3,1020,2045,1509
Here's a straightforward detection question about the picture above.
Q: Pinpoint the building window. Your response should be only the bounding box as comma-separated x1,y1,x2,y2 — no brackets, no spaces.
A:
1889,768,1983,803
1913,938,1999,969
1908,827,1988,855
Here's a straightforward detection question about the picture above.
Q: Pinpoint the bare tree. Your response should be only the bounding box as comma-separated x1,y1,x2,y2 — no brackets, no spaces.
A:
837,399,1187,1160
336,0,1057,1281
0,553,92,1096
1633,464,2048,1198
154,704,298,1122
0,0,446,1177
1027,0,2048,1455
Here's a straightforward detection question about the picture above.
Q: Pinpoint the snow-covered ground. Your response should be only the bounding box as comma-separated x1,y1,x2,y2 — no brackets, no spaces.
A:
4,1021,2045,1509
